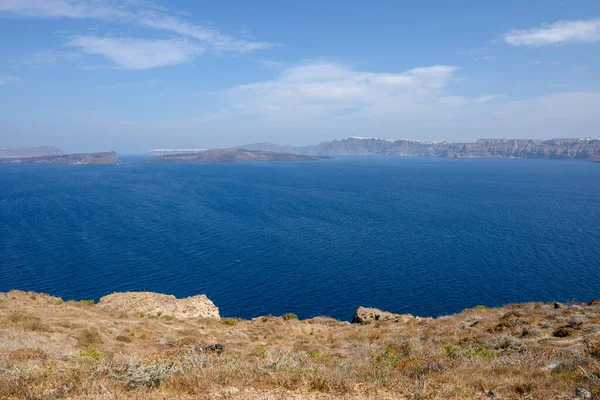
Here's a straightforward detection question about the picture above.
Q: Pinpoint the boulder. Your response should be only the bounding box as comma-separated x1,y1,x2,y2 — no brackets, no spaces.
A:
97,292,220,320
352,306,415,324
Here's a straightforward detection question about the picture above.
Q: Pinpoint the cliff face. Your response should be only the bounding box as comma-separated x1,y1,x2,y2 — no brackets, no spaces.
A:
0,151,119,164
147,148,320,163
0,146,65,158
241,137,600,160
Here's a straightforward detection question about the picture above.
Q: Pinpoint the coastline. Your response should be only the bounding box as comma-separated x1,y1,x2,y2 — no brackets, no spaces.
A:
1,289,599,399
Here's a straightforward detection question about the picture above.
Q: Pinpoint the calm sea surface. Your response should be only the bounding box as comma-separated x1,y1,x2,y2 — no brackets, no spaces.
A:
1,157,599,320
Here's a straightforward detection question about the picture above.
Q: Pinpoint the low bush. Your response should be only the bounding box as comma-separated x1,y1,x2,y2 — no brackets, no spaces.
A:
76,328,102,347
282,313,298,321
221,317,242,326
79,347,102,361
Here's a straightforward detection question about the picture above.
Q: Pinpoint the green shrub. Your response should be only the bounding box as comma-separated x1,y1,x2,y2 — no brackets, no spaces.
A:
441,343,458,360
465,346,496,361
282,313,298,321
79,347,102,360
79,299,95,306
250,345,268,357
222,317,242,326
307,350,331,361
133,311,148,318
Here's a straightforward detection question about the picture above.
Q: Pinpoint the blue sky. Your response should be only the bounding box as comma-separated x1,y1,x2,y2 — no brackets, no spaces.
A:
1,0,599,153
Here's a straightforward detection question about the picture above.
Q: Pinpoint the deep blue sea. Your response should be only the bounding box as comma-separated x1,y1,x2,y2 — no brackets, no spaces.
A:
1,157,599,320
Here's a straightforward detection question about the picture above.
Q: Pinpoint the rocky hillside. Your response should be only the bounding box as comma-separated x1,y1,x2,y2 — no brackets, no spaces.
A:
0,146,64,158
241,137,600,161
147,148,322,163
0,151,119,165
2,290,600,399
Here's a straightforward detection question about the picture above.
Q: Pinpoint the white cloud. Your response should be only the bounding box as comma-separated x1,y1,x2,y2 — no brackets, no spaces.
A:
505,18,600,46
27,50,83,66
440,95,500,106
225,62,460,120
203,61,600,143
525,60,560,66
0,0,275,54
66,36,203,69
0,0,124,18
0,74,18,85
474,56,497,61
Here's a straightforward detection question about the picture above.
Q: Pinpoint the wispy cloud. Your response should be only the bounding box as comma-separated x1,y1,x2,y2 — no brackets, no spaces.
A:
504,18,600,46
66,36,203,69
0,74,18,85
474,56,497,61
525,60,560,66
457,48,497,62
0,0,275,67
222,61,470,121
440,95,500,106
27,50,83,66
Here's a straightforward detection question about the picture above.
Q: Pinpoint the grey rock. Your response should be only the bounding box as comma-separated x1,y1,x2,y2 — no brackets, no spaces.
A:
544,362,559,371
576,387,592,399
51,381,73,397
569,315,584,328
194,344,225,353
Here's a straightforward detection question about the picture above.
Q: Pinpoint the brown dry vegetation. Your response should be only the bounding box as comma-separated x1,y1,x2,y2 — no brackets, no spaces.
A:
1,291,600,399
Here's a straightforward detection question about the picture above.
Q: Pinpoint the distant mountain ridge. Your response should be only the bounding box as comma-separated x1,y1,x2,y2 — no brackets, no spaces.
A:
0,146,64,158
240,137,600,160
0,152,119,165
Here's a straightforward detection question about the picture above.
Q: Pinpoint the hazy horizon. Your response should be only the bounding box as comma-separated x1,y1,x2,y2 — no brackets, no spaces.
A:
1,1,600,153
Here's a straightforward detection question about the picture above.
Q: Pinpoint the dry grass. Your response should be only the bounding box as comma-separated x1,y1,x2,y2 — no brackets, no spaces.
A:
1,290,600,399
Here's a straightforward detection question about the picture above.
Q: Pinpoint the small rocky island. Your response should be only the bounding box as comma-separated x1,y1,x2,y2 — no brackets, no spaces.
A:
0,151,119,165
147,148,323,163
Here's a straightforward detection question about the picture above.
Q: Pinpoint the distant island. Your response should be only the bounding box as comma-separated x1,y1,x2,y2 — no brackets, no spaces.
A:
146,148,207,156
0,151,119,165
147,148,323,163
240,137,600,161
0,146,65,158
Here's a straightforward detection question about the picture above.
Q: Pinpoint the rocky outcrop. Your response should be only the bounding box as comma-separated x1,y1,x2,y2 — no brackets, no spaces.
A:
0,151,119,164
147,148,322,163
352,306,416,324
97,292,220,320
240,137,600,161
